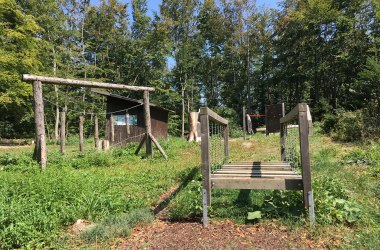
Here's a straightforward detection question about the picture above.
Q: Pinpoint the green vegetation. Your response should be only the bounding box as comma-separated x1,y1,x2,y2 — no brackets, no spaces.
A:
0,137,199,249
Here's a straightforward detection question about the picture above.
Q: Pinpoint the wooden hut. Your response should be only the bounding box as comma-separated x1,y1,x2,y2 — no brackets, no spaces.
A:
92,89,170,146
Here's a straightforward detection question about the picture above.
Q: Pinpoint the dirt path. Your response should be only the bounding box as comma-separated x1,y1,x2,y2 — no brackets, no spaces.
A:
114,184,325,250
116,219,323,249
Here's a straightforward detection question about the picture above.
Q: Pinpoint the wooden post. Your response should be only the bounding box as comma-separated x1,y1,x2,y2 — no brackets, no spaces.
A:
110,114,115,143
200,108,211,205
102,140,109,151
94,115,99,149
280,123,286,161
126,113,130,135
188,112,199,142
243,106,246,140
149,133,168,159
60,111,66,154
224,124,229,162
143,90,153,157
79,116,84,152
298,104,312,209
33,80,47,170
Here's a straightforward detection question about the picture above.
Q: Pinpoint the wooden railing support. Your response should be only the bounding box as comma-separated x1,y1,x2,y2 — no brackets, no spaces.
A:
200,109,211,206
200,107,229,226
280,103,315,224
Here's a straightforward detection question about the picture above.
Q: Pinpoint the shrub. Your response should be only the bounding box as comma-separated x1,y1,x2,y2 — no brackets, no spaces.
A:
322,110,364,142
81,208,154,242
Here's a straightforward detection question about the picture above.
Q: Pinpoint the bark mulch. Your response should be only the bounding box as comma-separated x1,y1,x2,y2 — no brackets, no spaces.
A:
115,219,325,249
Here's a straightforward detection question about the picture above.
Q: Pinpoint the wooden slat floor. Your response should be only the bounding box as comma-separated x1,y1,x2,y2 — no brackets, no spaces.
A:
211,161,303,190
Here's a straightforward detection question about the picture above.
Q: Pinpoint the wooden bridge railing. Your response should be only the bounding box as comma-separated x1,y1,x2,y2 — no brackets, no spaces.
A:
280,103,315,222
200,107,229,207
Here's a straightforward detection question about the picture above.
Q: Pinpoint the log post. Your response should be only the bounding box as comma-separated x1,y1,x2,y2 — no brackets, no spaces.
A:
143,90,153,157
79,116,84,152
110,114,115,143
126,113,130,135
243,106,246,140
188,112,199,142
94,115,99,149
60,111,66,154
33,80,47,170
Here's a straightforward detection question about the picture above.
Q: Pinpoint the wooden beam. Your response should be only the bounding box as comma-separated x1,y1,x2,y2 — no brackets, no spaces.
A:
280,103,308,124
149,133,168,159
135,135,146,155
32,80,47,170
143,91,153,157
22,74,155,91
60,111,66,154
200,107,228,125
211,178,303,190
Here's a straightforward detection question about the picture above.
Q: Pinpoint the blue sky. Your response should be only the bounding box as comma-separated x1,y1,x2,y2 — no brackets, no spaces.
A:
90,0,281,17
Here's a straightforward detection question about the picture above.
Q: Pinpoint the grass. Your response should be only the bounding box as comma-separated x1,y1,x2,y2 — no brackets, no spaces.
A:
0,136,200,249
0,129,379,248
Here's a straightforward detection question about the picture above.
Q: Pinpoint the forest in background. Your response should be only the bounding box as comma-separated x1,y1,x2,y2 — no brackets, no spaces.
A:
1,0,379,140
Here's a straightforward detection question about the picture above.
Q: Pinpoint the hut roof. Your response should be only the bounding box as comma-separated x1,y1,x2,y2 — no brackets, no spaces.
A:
92,89,172,112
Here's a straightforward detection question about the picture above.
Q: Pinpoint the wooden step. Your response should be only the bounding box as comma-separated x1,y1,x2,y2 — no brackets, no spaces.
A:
210,177,303,190
221,166,292,171
214,169,297,175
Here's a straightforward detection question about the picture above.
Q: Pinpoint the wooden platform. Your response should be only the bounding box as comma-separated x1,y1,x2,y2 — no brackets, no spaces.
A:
211,161,303,190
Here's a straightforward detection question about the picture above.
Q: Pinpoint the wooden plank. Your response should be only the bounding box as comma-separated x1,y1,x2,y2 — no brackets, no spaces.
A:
143,91,153,157
22,74,155,91
79,116,84,152
200,107,228,125
33,80,47,170
215,169,298,175
149,133,168,159
221,166,292,171
298,104,312,209
211,178,303,190
60,111,66,154
280,103,307,124
307,105,313,136
200,111,211,205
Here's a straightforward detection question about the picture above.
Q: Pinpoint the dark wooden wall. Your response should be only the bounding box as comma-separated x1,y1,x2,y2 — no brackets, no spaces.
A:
104,96,169,146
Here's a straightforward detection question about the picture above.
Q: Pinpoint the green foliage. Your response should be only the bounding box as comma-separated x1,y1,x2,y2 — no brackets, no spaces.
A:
313,177,361,224
0,138,199,248
322,111,364,142
167,179,203,220
81,208,154,242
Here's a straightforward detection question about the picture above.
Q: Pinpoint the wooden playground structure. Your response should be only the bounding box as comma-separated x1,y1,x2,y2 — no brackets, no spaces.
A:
200,103,315,225
22,74,168,170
